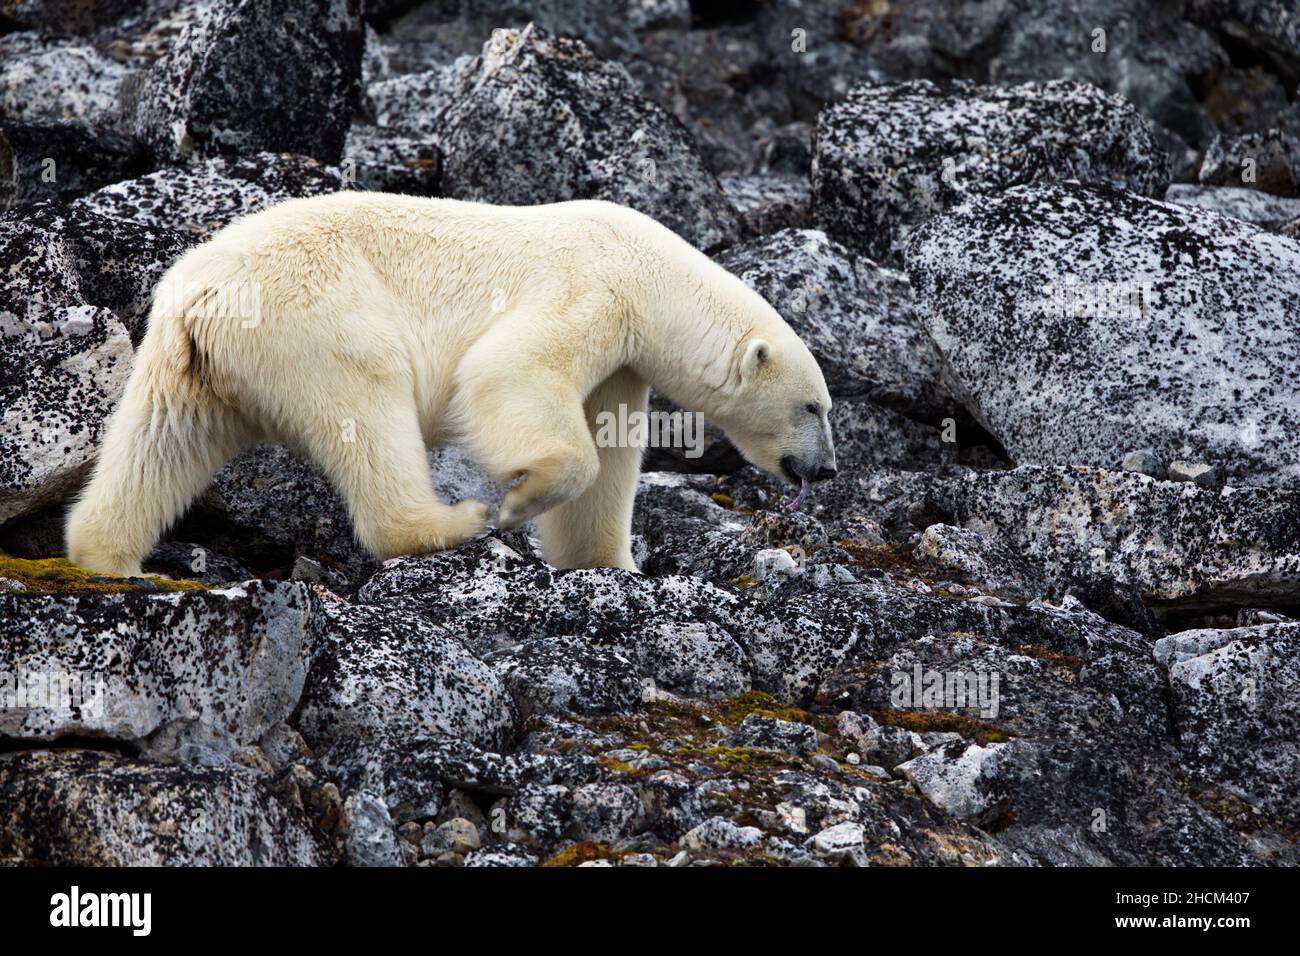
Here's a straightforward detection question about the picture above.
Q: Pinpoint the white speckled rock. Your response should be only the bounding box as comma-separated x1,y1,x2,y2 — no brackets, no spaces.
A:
0,202,188,521
131,0,363,164
0,749,329,865
907,181,1300,487
897,741,1008,822
434,24,738,251
71,152,351,238
297,597,520,753
0,32,133,127
814,79,1169,263
1165,183,1300,231
0,581,312,747
1164,622,1300,821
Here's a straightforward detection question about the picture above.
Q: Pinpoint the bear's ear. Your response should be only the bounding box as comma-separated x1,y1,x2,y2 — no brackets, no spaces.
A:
741,338,770,381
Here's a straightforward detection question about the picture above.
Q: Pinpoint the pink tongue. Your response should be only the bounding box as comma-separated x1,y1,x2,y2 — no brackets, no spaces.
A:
786,477,810,512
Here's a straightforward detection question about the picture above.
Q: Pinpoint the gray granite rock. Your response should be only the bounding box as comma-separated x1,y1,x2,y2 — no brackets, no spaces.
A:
434,25,738,251
1165,182,1300,230
132,0,363,164
908,181,1300,487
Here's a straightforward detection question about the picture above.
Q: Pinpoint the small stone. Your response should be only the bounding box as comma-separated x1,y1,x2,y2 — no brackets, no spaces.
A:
753,548,799,582
421,817,481,857
681,817,764,851
1121,449,1167,479
812,822,866,865
1168,461,1223,489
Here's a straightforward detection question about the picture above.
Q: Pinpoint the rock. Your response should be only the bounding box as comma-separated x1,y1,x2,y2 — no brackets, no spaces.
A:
297,599,519,754
898,741,1009,823
0,580,312,750
913,524,1040,602
811,821,866,865
366,61,464,130
716,228,948,417
0,749,329,865
0,119,147,209
719,173,811,239
829,400,949,472
1120,449,1167,480
421,817,481,856
907,181,1300,487
814,79,1169,263
1199,128,1300,196
341,124,440,195
1168,461,1223,489
434,25,738,251
1163,622,1300,821
0,32,134,128
132,0,364,164
569,782,644,843
489,637,643,719
464,845,538,867
71,152,351,239
0,199,191,522
343,791,403,867
680,816,763,851
721,714,820,755
1165,183,1300,231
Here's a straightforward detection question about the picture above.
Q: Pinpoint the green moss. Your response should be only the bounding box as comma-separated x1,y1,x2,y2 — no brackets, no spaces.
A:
832,539,934,582
0,554,209,595
720,690,832,733
869,708,1014,746
709,492,735,509
540,842,629,867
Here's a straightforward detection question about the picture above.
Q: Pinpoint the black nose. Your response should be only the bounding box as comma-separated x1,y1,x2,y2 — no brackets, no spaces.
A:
814,466,837,481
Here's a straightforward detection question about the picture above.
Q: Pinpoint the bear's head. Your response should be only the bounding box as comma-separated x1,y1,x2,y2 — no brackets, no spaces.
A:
710,328,837,489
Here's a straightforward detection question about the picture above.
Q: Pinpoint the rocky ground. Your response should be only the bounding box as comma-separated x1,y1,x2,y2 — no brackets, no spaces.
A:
2,0,1299,867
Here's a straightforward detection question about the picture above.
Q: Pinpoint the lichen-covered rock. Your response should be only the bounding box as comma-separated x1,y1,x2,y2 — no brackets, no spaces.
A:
719,173,810,238
298,598,519,754
1165,182,1300,230
1198,127,1300,196
0,32,134,127
342,790,404,867
814,79,1170,263
0,201,188,521
721,714,820,755
131,0,364,164
913,524,1040,601
489,637,643,719
434,25,738,251
71,152,351,238
0,580,312,749
1160,622,1300,822
342,124,440,195
907,181,1300,487
716,228,948,417
0,749,329,865
366,61,464,130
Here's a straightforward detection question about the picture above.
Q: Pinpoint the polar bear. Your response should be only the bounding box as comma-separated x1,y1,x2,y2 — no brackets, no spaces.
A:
66,193,837,576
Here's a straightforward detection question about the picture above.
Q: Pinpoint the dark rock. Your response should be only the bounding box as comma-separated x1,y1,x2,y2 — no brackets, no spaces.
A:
1198,128,1300,196
434,25,738,251
342,124,440,195
0,120,148,209
1165,182,1300,230
132,0,364,164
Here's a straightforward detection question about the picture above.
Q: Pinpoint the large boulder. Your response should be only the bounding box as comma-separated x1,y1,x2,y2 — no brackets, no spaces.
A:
433,25,738,251
813,79,1170,263
0,750,328,865
131,0,364,164
0,32,133,127
71,152,350,238
1157,622,1300,822
0,201,188,522
907,181,1300,487
0,581,312,752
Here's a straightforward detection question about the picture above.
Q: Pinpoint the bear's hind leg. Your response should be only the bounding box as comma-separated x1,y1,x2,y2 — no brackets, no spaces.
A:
535,369,648,571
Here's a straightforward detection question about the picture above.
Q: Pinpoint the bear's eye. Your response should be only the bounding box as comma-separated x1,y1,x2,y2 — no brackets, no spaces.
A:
805,403,819,415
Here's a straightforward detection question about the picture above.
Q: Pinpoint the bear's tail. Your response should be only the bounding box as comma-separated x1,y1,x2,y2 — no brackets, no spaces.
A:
65,301,251,578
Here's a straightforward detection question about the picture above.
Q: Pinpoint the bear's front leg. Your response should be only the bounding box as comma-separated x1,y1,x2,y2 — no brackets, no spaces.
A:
536,368,648,571
497,447,600,530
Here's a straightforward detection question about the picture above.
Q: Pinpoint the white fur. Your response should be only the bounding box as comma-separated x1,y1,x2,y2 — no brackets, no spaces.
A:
66,193,834,576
